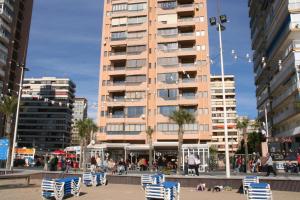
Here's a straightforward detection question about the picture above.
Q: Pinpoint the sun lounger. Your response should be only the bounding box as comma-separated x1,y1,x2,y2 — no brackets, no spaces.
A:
83,172,107,186
141,173,165,188
243,176,259,194
41,176,81,200
145,181,180,200
247,183,272,200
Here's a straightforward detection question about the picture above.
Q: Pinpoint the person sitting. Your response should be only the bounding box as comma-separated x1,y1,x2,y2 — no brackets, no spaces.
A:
117,158,127,175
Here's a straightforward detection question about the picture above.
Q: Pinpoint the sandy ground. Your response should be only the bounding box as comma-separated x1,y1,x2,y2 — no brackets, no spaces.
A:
0,179,299,200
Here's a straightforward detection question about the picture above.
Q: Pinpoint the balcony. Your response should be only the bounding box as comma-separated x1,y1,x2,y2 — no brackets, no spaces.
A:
272,83,299,109
288,1,300,12
273,105,300,124
109,51,127,60
178,95,198,105
177,4,194,12
0,7,12,23
270,59,295,93
178,47,197,56
178,17,197,26
178,78,197,88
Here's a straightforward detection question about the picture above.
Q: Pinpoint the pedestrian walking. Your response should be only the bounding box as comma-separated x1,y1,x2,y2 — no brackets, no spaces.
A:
265,153,276,176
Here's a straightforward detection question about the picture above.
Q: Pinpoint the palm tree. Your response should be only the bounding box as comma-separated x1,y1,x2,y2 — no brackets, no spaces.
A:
75,118,98,170
237,118,250,173
169,109,195,175
85,118,98,144
146,126,154,171
0,96,18,169
75,119,88,169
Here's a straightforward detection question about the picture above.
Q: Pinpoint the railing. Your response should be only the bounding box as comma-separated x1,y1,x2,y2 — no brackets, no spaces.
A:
0,42,7,53
273,106,299,124
179,47,196,51
270,60,295,92
272,83,298,108
110,52,126,56
180,63,195,67
178,32,195,36
288,2,300,10
178,17,195,22
177,3,194,8
180,78,196,83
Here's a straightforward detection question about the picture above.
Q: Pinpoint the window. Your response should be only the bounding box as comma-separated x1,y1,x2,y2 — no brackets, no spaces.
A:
126,91,145,99
111,31,126,40
127,31,146,39
158,1,177,9
128,3,147,11
159,106,177,116
158,89,177,100
126,75,146,83
124,124,146,132
158,57,178,66
127,45,146,54
127,106,145,118
111,17,127,26
128,16,147,25
158,28,178,36
157,123,198,132
158,42,178,51
126,59,146,68
157,73,178,83
107,124,123,131
112,3,127,12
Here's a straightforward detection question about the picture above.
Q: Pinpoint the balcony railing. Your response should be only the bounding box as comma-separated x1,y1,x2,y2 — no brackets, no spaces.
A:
272,83,298,108
177,3,194,8
178,17,195,22
178,32,195,36
110,52,127,56
288,2,300,11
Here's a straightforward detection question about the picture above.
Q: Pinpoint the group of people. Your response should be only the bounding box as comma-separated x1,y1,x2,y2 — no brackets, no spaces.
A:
90,155,127,175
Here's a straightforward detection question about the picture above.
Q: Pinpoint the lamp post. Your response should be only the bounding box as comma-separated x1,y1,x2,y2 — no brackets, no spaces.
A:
10,64,28,170
209,15,230,178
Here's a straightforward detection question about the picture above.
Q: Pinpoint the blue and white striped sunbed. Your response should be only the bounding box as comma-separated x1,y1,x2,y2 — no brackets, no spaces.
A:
247,183,272,200
41,176,81,200
83,172,107,186
145,181,180,200
243,176,259,194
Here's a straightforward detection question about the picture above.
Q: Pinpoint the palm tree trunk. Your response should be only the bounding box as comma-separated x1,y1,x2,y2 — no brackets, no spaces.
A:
5,116,13,170
148,136,153,171
244,128,249,173
177,126,183,175
80,141,84,169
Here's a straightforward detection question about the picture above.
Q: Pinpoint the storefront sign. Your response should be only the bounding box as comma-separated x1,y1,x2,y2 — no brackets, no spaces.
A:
0,138,9,160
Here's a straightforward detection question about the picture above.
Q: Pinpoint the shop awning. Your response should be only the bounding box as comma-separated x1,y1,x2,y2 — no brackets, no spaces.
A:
153,142,178,147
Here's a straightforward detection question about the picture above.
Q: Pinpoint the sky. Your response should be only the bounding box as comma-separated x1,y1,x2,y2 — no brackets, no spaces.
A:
26,0,256,120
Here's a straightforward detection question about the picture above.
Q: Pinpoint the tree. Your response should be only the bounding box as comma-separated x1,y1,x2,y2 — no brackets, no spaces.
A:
75,118,98,170
0,96,18,169
85,118,98,144
169,109,195,175
237,118,250,173
146,126,154,171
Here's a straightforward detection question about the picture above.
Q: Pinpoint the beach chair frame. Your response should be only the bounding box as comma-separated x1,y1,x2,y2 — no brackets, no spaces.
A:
247,183,272,200
243,176,259,194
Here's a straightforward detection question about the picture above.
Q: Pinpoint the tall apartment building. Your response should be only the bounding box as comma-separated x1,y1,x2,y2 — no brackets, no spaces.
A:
71,97,88,146
249,0,300,145
0,0,33,136
210,75,238,153
17,77,76,153
98,0,212,145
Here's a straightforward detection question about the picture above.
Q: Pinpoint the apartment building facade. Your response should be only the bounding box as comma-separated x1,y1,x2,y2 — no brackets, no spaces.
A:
17,77,76,153
71,97,88,145
0,0,33,136
210,75,238,153
98,0,212,145
249,0,300,147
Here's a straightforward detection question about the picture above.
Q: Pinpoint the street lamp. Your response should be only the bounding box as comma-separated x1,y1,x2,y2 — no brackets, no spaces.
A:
10,64,29,170
209,14,231,178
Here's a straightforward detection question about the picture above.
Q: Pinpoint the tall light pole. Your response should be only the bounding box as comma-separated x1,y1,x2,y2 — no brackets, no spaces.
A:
209,15,230,178
10,64,28,170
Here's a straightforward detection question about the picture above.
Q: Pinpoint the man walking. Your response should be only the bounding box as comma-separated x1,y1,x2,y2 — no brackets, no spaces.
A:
265,153,276,176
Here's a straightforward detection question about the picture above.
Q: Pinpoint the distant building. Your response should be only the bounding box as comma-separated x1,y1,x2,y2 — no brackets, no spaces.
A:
0,0,34,136
17,77,76,153
97,0,212,145
210,75,238,153
248,1,300,144
71,98,87,145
